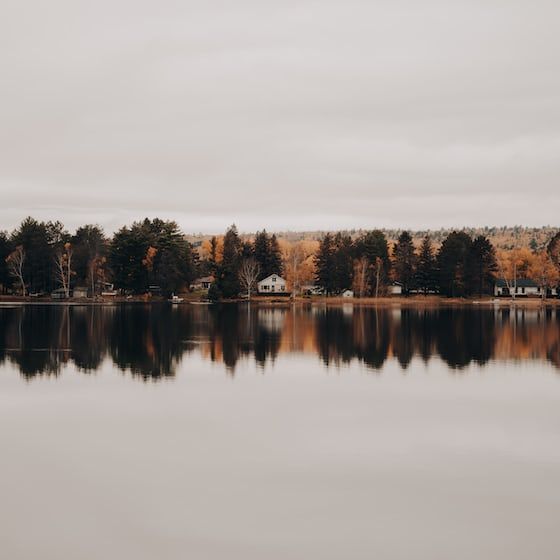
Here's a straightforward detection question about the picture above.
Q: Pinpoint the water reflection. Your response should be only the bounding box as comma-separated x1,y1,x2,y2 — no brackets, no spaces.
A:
0,304,559,379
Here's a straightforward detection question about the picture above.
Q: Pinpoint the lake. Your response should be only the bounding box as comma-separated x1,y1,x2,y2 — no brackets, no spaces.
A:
1,303,559,559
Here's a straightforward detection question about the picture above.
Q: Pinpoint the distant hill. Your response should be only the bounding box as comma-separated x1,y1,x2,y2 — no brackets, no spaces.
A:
186,226,559,251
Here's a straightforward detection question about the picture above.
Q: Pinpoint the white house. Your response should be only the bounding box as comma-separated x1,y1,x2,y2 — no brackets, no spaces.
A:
341,289,354,298
493,278,557,297
257,274,287,295
389,283,403,295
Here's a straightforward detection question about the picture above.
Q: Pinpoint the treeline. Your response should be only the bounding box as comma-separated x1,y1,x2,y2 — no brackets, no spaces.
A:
315,230,499,297
0,217,197,297
1,217,559,299
315,229,560,297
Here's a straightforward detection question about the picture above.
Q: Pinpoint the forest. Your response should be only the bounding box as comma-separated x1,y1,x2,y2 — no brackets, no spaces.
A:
1,217,559,299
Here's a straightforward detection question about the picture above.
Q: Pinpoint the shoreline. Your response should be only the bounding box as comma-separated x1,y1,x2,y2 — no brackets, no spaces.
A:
1,295,559,308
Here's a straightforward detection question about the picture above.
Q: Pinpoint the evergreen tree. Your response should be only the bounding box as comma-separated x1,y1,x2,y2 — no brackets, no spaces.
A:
333,232,354,293
268,234,283,276
466,235,498,296
0,231,12,293
10,217,67,293
415,235,437,295
355,230,390,295
315,233,336,295
217,225,242,298
253,230,282,279
393,231,416,295
108,219,195,295
437,231,472,297
72,225,107,292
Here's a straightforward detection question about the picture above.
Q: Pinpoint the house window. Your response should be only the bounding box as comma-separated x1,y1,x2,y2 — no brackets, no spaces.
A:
272,277,276,282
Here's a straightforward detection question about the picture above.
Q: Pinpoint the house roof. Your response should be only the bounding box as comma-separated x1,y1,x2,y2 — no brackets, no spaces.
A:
258,274,285,284
193,276,214,283
495,278,539,288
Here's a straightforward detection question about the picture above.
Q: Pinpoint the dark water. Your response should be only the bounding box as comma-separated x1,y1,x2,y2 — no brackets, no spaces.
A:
1,304,560,559
0,303,559,378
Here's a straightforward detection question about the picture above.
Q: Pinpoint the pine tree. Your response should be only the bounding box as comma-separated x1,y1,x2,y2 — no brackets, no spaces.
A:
333,232,354,293
393,231,416,295
354,230,390,296
437,231,472,297
268,234,283,276
415,236,436,295
466,235,497,296
315,234,336,295
217,225,242,298
253,230,282,279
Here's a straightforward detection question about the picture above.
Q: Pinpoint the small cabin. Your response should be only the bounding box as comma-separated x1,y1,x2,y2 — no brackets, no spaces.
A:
190,276,214,291
73,286,88,298
341,289,354,298
494,278,544,297
51,288,68,300
257,274,287,295
302,284,324,296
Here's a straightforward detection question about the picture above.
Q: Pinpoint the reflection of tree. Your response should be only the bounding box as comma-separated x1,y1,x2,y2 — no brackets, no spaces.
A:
109,305,194,379
435,309,496,369
0,305,559,380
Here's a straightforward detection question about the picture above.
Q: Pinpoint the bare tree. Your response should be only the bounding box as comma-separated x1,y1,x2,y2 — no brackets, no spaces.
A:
239,258,260,300
88,254,105,297
374,256,382,299
354,256,369,298
6,246,26,296
55,242,74,298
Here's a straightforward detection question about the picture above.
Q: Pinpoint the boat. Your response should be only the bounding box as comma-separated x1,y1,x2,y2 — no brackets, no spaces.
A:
169,294,184,304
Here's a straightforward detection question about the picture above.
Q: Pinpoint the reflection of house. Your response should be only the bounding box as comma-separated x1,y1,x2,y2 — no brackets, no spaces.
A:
257,274,287,294
256,309,287,332
494,278,557,297
190,276,214,291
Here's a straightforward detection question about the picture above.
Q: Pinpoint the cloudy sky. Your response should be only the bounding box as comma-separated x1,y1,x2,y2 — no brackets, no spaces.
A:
1,1,559,234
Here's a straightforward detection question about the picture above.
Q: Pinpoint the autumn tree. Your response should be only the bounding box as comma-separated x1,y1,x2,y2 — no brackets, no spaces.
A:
529,251,559,299
415,236,437,295
353,256,370,297
393,231,416,295
547,232,560,272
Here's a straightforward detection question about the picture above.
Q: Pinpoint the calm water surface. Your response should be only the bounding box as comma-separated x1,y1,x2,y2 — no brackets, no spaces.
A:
1,304,559,559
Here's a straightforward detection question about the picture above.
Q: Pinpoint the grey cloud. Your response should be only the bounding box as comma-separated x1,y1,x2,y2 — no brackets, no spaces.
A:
1,0,559,233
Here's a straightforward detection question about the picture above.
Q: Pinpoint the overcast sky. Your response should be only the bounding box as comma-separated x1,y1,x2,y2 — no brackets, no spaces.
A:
1,1,559,234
